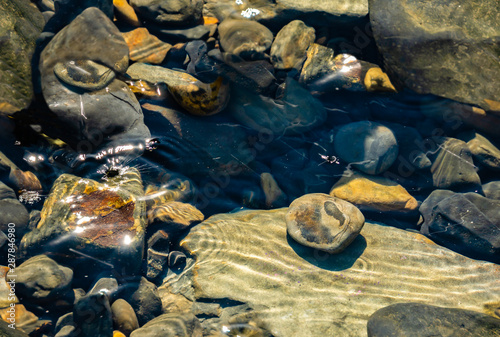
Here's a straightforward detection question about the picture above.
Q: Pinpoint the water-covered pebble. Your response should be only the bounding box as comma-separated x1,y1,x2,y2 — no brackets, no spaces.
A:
270,20,315,70
218,19,273,60
130,313,202,337
111,298,140,336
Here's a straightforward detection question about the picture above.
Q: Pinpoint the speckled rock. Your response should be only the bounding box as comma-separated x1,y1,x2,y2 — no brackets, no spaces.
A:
286,193,365,254
130,313,202,337
334,121,399,175
130,0,203,26
122,28,172,64
218,19,273,60
367,303,500,337
461,131,500,171
330,170,418,213
270,20,315,70
111,299,139,336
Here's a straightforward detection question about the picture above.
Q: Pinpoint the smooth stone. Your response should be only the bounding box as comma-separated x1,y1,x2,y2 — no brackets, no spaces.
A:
9,168,43,192
461,131,500,171
148,24,211,43
363,67,396,92
0,306,38,336
113,0,141,26
483,181,500,201
73,292,113,337
148,201,204,230
367,303,500,337
111,299,139,336
167,208,500,336
286,193,365,254
275,0,368,18
121,277,162,325
218,19,273,60
16,255,73,301
260,172,287,208
429,137,481,191
53,60,116,91
19,168,146,274
419,189,500,263
88,276,119,301
122,28,172,64
55,312,74,335
0,0,44,114
55,325,77,337
270,20,315,70
0,266,18,307
130,313,202,337
369,0,499,110
330,170,419,213
0,181,29,233
334,121,399,175
130,0,203,26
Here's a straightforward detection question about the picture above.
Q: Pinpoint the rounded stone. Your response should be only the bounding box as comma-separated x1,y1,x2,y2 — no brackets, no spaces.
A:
218,19,273,60
54,60,116,91
111,299,139,336
334,121,399,175
285,193,365,254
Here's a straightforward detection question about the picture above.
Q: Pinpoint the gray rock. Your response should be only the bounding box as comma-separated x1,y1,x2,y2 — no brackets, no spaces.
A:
55,312,74,335
111,299,140,336
367,303,500,337
369,0,500,110
0,0,44,114
130,313,202,337
16,255,73,301
461,131,500,171
54,325,77,337
286,193,365,254
149,24,211,43
88,276,119,301
0,181,29,233
0,319,30,336
270,20,315,70
73,292,113,337
483,181,500,201
121,277,162,326
130,0,203,26
334,121,399,175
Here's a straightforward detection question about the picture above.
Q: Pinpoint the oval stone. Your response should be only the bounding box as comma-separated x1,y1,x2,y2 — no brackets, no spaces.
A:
285,193,365,254
54,60,116,91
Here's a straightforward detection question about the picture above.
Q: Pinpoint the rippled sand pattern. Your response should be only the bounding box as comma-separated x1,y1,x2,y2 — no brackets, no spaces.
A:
180,208,500,336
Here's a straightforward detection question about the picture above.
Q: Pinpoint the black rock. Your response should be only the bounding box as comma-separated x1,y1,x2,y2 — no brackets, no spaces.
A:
121,277,162,325
0,181,29,234
73,292,113,337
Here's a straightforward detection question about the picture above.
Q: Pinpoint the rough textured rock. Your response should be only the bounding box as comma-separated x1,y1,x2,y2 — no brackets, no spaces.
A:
122,28,172,64
73,292,113,337
270,20,315,70
218,19,273,60
168,208,500,337
419,189,500,263
130,0,203,26
461,131,500,171
330,170,419,213
367,303,500,337
286,193,365,253
129,313,202,337
369,0,500,110
111,299,139,336
0,0,44,114
483,181,500,201
334,121,399,175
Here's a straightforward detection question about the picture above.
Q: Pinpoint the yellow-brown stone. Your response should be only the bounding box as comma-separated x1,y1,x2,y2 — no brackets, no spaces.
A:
113,0,141,26
329,171,418,212
364,67,397,92
122,28,171,64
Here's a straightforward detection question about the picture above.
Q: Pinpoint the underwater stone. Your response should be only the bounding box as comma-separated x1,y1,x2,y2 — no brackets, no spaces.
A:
129,313,202,337
53,60,116,91
121,277,162,325
130,0,203,26
218,19,273,60
73,292,113,337
111,299,140,337
0,181,29,234
113,0,141,26
122,27,172,65
363,67,396,92
461,131,500,171
270,20,315,70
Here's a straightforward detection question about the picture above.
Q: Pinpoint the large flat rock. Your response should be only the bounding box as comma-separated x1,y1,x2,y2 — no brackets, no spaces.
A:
171,208,500,336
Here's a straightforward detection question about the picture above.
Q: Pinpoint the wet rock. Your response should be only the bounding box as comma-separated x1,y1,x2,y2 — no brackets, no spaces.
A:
231,77,326,136
330,170,419,213
129,313,202,337
270,20,315,70
461,131,500,171
55,312,74,335
483,181,500,201
0,0,44,114
369,0,500,110
260,172,287,208
122,28,172,64
0,181,29,234
0,303,46,335
363,67,396,92
111,299,139,337
121,277,162,325
334,121,399,175
55,325,77,337
53,60,116,91
419,189,500,263
286,193,365,254
114,0,141,26
0,266,18,307
73,291,113,337
172,208,500,336
148,201,204,231
114,331,127,337
168,251,186,268
367,303,500,337
146,229,170,280
218,19,273,61
130,0,203,26
88,276,119,301
19,168,147,274
428,137,481,191
8,168,43,192
149,24,212,43
16,255,73,301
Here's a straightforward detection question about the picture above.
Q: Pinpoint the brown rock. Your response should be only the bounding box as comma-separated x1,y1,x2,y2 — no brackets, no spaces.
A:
114,0,141,26
260,172,287,208
364,67,396,92
122,28,171,64
462,131,500,171
270,20,315,70
111,299,139,336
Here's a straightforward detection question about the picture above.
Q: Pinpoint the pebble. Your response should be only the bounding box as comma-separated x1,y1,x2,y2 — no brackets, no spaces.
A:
286,193,365,254
122,28,172,64
73,292,113,337
260,172,288,208
129,313,202,337
483,181,500,200
113,0,141,26
363,67,396,92
121,277,162,325
218,19,273,60
111,298,140,336
53,60,116,91
146,229,170,280
270,20,315,70
130,0,203,26
461,131,500,171
0,181,29,233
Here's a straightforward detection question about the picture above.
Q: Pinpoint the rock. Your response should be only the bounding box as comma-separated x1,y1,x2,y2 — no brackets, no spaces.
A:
114,331,127,337
111,299,139,337
148,201,204,230
73,292,113,337
369,0,500,110
367,303,500,337
129,313,202,337
148,24,212,43
121,277,162,325
334,121,399,175
130,0,203,26
461,131,500,171
363,68,396,92
16,255,73,301
169,208,500,336
0,0,44,114
483,181,500,201
122,28,172,64
286,193,365,254
0,315,30,337
146,229,170,280
88,276,119,301
218,19,273,61
0,266,18,307
270,20,315,70
53,60,116,91
8,168,43,192
419,189,500,263
330,170,419,213
113,0,141,26
231,77,326,136
168,251,186,268
260,172,287,208
39,7,150,150
428,137,481,191
0,303,49,334
55,325,77,337
19,168,147,274
0,181,29,233
274,0,368,20
384,123,431,171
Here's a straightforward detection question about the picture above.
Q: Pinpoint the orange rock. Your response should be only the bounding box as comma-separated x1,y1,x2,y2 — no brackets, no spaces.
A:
9,169,42,191
364,67,397,92
122,28,171,64
113,0,141,26
113,330,127,337
203,16,219,25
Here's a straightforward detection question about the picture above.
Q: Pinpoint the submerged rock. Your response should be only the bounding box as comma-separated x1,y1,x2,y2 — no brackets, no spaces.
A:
129,312,202,337
122,27,172,65
270,20,315,70
111,299,140,337
130,0,203,26
53,60,116,91
461,131,500,171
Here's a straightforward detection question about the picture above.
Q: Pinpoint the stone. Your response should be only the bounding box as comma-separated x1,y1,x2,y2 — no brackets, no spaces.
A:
111,299,139,336
53,60,116,91
286,193,365,254
218,19,273,61
121,277,162,325
148,24,211,43
270,20,315,70
363,67,396,92
367,303,500,337
8,168,43,192
461,131,500,171
88,276,119,301
0,303,49,334
274,0,368,19
419,189,500,263
334,121,399,175
122,28,172,64
369,0,500,110
0,266,17,308
167,208,500,336
330,170,419,213
428,137,481,191
146,229,169,280
168,251,186,268
0,0,44,114
260,172,287,208
130,0,203,26
129,313,202,337
148,201,204,230
0,311,32,336
16,255,73,301
19,168,147,274
114,331,127,337
483,181,500,201
73,292,113,337
113,0,141,26
0,181,29,233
